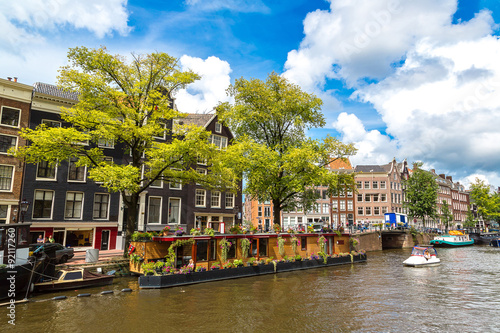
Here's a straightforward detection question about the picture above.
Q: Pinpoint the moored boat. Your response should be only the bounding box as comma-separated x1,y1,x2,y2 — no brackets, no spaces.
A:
490,239,500,247
34,268,114,292
403,246,440,267
430,230,474,247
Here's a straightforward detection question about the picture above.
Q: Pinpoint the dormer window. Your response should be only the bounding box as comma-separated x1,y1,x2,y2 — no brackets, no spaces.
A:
215,122,222,133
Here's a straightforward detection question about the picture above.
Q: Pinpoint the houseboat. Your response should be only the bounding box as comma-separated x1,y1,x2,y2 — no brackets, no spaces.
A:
128,231,366,289
430,230,474,247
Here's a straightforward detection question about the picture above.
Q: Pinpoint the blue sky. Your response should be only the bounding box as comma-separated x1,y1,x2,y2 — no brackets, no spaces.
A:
1,0,500,188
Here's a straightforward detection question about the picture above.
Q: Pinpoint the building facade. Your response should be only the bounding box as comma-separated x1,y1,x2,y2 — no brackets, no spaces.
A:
0,77,32,225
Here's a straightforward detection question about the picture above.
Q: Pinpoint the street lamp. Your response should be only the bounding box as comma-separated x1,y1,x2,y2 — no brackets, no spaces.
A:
20,199,30,223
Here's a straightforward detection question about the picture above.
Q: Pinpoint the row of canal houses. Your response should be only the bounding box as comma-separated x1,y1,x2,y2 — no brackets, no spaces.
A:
0,77,242,251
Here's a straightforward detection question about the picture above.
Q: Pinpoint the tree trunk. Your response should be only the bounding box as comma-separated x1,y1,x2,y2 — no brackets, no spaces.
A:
273,200,281,231
122,194,140,257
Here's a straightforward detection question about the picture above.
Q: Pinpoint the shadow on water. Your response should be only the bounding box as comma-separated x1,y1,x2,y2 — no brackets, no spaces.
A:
3,247,500,332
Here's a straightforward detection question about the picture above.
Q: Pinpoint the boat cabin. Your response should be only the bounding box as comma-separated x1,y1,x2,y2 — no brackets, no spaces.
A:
0,223,31,266
129,232,351,274
410,246,437,258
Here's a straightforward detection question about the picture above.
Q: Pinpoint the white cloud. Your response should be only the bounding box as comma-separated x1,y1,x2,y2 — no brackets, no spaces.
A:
175,56,233,113
0,0,130,43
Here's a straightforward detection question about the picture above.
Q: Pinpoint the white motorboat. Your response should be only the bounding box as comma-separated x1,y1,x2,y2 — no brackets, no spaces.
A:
403,246,440,267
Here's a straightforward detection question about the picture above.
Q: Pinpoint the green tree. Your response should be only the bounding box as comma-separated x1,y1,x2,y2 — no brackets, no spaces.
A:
15,47,236,256
403,162,439,228
463,207,477,229
469,178,500,223
217,72,357,228
440,200,454,232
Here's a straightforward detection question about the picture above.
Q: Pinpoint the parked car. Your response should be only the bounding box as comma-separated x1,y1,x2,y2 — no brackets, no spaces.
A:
29,243,75,264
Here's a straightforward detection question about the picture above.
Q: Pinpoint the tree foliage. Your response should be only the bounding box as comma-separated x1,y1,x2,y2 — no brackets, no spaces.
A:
15,47,237,255
469,178,500,222
217,72,357,227
440,200,454,231
403,162,439,227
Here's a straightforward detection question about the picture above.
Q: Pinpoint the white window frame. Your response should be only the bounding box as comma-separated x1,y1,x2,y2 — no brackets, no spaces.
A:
0,106,21,128
153,121,167,140
380,181,386,189
36,161,57,181
225,193,234,209
168,197,181,224
41,119,61,127
0,164,14,192
64,191,84,220
98,138,115,149
33,189,54,219
209,134,228,150
196,189,206,207
169,170,182,190
364,181,370,189
196,168,207,185
148,196,162,224
93,193,110,220
0,134,17,155
365,207,372,215
215,122,222,133
211,191,221,208
358,207,363,215
68,157,87,183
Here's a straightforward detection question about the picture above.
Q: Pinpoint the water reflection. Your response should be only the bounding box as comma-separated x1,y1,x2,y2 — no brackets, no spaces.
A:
3,247,500,332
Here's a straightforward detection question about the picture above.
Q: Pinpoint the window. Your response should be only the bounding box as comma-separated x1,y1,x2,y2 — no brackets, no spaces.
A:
357,194,363,202
373,181,378,189
347,190,353,197
148,197,162,224
358,207,363,215
374,207,380,215
382,206,388,214
153,121,167,140
215,122,222,133
65,192,83,219
264,206,270,217
169,169,182,190
365,207,371,215
33,190,54,218
196,240,209,261
0,165,14,191
356,181,362,189
258,206,262,217
259,238,268,256
0,205,7,223
0,135,16,154
380,181,386,189
323,203,329,214
364,181,370,189
196,168,207,185
68,158,86,182
227,238,236,259
225,193,234,209
210,240,217,260
98,138,114,148
365,194,370,202
373,194,379,202
41,119,61,127
0,106,20,127
36,161,56,179
168,198,181,224
347,201,353,210
195,190,206,207
93,194,109,219
332,201,338,211
340,201,346,211
211,191,221,208
209,134,227,150
381,194,387,202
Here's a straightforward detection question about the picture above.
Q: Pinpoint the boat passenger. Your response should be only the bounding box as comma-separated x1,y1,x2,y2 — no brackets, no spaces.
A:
37,234,44,243
424,249,431,260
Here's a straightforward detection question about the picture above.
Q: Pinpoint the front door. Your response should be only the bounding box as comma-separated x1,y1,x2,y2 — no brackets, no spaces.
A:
101,230,110,250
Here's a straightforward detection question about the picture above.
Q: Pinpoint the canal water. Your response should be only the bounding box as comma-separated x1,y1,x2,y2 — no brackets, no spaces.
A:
3,246,500,332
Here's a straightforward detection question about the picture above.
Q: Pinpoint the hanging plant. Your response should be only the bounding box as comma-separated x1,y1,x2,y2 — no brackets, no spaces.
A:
349,237,359,247
240,238,251,259
277,236,286,257
291,236,300,254
317,235,327,253
219,238,232,263
164,238,195,266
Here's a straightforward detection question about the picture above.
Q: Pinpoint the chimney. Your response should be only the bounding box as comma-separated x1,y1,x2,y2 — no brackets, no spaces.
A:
13,77,18,82
7,77,12,81
446,176,452,181
439,174,445,179
431,169,435,173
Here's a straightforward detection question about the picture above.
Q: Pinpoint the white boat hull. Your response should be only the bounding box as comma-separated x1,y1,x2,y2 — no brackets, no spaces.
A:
403,256,440,267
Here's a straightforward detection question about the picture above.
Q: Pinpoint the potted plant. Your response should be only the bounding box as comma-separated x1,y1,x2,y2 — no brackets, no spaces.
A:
141,261,155,276
223,261,233,269
294,254,302,261
250,225,258,234
162,226,171,236
277,236,286,258
204,227,215,236
291,236,300,254
317,235,327,253
273,224,281,233
175,226,184,236
210,262,220,270
195,266,207,272
233,259,244,267
154,261,165,273
190,228,201,236
240,238,251,259
247,257,256,266
229,225,241,234
219,238,232,263
307,225,314,233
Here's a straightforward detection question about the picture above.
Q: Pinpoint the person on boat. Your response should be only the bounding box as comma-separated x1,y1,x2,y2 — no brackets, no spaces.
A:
37,234,44,243
424,249,431,260
187,259,195,271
